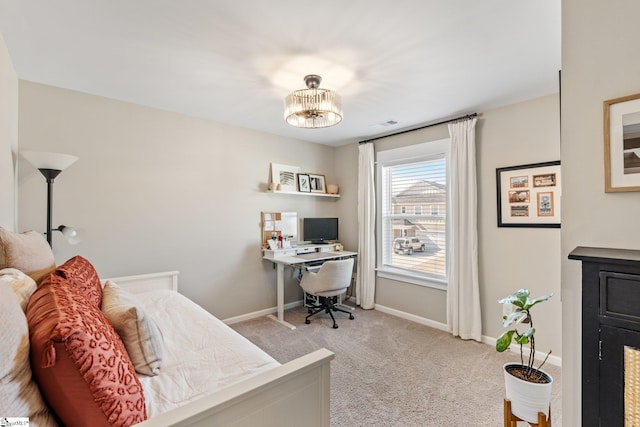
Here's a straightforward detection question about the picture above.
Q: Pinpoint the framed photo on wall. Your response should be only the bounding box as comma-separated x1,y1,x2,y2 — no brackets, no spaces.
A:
604,93,640,192
496,161,561,228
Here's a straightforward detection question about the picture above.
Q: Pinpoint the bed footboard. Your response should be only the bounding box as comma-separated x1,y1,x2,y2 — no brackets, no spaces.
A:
134,348,334,427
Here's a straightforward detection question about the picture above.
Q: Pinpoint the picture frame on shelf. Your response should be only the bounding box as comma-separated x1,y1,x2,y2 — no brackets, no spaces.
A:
604,93,640,192
308,174,326,193
297,173,311,192
270,163,300,192
496,161,561,228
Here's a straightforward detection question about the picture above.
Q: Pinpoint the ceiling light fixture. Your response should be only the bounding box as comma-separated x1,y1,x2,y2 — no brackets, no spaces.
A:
284,75,343,128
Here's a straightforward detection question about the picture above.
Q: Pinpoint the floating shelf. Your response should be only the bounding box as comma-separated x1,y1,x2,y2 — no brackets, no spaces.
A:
266,190,340,199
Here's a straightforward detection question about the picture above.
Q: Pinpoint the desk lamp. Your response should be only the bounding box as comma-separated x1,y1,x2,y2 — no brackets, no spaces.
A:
21,150,79,247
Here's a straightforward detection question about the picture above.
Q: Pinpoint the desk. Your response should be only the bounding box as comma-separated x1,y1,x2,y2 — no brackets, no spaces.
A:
263,246,357,329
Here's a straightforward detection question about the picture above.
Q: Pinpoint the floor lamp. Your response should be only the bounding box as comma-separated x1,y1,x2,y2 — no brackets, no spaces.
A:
21,150,79,247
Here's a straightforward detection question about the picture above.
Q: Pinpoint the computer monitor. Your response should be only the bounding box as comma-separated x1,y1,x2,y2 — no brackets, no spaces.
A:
303,217,338,244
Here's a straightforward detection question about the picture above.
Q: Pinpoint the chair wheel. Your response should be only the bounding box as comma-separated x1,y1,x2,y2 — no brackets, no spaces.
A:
349,314,354,320
305,319,311,324
333,324,339,329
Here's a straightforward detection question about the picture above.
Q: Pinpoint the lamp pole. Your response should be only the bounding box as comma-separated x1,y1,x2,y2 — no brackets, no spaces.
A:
38,168,62,246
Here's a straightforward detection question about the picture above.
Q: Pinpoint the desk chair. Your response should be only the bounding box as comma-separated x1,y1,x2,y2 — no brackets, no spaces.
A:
299,258,355,329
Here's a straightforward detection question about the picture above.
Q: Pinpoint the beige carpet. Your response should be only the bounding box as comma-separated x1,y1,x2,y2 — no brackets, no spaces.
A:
231,303,562,426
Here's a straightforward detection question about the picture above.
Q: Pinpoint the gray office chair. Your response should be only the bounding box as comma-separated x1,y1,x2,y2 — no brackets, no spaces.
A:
299,258,355,329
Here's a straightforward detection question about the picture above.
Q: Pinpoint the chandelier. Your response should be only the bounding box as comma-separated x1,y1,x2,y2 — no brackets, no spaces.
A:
284,75,343,128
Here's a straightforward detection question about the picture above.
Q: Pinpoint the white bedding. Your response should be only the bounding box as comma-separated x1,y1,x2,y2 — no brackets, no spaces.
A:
134,290,280,418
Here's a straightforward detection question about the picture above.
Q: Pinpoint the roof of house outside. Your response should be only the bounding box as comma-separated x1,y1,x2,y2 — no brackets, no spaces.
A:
392,180,446,204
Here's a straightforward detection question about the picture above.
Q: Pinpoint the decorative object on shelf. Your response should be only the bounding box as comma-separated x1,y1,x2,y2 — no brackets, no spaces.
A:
496,161,561,228
326,184,339,194
496,289,553,425
270,163,300,192
21,150,80,247
308,173,326,193
284,75,343,128
604,92,640,192
297,174,311,192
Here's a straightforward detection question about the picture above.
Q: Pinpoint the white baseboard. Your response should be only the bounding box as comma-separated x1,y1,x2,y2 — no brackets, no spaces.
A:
374,304,449,332
375,304,562,367
223,300,303,325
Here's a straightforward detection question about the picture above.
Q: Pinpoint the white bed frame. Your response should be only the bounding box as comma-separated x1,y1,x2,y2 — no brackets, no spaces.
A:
102,271,334,427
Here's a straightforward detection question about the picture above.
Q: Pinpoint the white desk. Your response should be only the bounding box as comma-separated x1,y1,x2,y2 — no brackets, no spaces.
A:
263,246,357,329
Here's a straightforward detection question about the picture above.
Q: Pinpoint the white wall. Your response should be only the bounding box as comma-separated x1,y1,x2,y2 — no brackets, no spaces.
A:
335,95,561,359
561,1,640,425
478,94,561,355
16,81,344,320
0,34,17,230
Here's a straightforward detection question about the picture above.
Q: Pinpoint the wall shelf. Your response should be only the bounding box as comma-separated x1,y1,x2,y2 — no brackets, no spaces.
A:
266,190,340,199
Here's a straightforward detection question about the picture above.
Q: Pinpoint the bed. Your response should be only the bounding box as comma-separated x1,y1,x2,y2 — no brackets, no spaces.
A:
111,270,334,427
0,228,333,427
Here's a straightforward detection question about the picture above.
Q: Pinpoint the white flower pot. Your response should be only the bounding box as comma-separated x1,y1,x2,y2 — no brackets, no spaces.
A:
503,363,553,424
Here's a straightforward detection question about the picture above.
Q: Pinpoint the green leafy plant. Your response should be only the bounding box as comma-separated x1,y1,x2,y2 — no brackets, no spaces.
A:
496,289,553,381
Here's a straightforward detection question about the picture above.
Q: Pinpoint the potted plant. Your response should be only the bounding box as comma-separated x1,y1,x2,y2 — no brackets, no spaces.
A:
496,289,553,424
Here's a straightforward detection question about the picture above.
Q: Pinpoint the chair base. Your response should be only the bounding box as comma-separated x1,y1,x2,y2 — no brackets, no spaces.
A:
305,296,354,328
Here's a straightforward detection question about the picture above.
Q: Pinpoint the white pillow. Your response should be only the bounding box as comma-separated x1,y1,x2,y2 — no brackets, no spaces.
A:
0,268,37,312
0,281,58,426
101,280,164,376
0,227,55,283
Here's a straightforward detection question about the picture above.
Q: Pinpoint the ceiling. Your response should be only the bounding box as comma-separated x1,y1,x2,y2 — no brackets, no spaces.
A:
0,1,560,147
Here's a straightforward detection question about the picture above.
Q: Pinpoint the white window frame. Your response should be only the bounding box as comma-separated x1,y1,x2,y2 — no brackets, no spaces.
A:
375,138,451,290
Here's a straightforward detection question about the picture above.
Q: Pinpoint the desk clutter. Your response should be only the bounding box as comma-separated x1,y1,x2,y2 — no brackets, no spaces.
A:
261,211,297,249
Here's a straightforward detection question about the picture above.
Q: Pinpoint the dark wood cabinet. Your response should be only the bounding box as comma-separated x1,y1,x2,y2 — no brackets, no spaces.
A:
569,246,640,426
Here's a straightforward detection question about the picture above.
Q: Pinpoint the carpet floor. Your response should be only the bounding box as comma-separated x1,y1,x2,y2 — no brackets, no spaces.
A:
231,303,562,426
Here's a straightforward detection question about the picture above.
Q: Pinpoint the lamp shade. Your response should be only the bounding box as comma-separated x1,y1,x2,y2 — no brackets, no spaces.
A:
58,225,80,244
21,150,79,171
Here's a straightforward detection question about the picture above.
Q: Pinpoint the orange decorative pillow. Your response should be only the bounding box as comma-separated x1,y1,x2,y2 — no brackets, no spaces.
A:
54,255,103,307
0,227,55,283
28,273,147,427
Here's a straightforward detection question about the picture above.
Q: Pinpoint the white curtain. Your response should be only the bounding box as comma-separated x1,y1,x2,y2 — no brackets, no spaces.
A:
447,118,482,342
356,142,376,309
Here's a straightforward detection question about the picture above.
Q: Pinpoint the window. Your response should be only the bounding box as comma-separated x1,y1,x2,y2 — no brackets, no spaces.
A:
376,139,450,288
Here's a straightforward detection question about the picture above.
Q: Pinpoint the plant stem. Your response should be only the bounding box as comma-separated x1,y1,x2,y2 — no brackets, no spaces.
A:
527,310,534,377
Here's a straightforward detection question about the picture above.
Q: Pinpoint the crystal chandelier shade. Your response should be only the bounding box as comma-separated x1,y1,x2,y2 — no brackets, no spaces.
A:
284,75,343,128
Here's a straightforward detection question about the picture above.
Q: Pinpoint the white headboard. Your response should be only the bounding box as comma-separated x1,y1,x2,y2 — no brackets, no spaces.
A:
101,271,180,294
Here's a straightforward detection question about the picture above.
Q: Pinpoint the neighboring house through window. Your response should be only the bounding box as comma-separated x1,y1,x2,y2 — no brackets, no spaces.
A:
376,138,450,289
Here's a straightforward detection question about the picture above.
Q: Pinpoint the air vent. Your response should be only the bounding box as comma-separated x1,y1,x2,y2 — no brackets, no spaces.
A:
369,119,399,128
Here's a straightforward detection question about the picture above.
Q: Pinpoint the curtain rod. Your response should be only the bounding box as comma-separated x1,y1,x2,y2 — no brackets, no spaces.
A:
358,112,478,144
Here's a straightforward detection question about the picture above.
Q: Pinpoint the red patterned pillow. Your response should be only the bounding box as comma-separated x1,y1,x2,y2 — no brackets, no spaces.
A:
27,273,147,427
54,255,102,307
